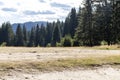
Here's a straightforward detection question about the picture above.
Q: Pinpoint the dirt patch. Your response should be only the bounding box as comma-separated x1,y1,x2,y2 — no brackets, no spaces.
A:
1,67,120,80
0,47,120,80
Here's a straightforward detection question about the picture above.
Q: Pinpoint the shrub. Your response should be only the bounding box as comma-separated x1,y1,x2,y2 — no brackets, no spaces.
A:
101,40,107,45
47,43,51,47
0,42,7,47
73,40,79,46
61,35,72,47
56,42,62,47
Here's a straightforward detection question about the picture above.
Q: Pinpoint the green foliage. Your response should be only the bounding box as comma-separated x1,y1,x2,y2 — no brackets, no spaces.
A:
0,0,119,47
0,22,14,46
45,23,53,46
56,42,62,47
28,27,35,47
47,43,51,47
35,24,40,47
69,8,77,38
52,25,61,47
0,42,7,47
15,24,25,46
63,8,77,38
101,41,108,45
23,25,28,46
63,17,70,37
61,35,72,47
73,40,79,46
39,24,46,47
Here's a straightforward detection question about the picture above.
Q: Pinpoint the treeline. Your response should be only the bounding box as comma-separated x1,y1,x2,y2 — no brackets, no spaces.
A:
0,0,119,47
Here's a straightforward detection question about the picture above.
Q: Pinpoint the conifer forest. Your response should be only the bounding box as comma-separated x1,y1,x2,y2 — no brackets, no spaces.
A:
0,0,120,47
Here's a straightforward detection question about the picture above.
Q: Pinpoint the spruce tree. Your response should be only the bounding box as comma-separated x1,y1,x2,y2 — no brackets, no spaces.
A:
23,24,28,46
28,27,35,47
39,24,46,47
63,17,70,37
35,24,40,47
5,22,14,46
46,22,53,45
69,8,77,38
0,22,14,46
52,24,61,46
15,24,24,46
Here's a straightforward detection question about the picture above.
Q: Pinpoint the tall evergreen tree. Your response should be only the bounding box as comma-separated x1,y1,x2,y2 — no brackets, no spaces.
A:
52,24,61,46
46,22,53,45
75,0,93,46
0,23,7,44
0,22,14,46
23,24,28,46
35,24,40,47
69,8,77,38
63,16,70,37
39,24,46,47
5,22,14,46
15,24,24,46
28,27,35,47
112,0,120,43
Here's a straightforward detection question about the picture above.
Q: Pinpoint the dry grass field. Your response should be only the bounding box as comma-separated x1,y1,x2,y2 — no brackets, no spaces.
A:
0,46,120,80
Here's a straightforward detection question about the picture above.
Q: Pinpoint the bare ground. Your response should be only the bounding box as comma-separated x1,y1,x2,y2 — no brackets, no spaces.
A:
0,47,120,80
1,67,120,80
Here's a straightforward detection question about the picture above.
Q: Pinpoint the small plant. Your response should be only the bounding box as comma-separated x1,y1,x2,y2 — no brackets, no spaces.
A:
61,35,72,47
56,42,62,47
101,40,107,45
0,42,7,47
47,43,51,47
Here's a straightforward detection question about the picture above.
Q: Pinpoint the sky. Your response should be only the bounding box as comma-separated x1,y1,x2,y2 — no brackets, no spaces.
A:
0,0,83,24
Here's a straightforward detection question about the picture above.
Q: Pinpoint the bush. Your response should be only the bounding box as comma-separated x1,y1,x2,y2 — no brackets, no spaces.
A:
56,42,62,47
0,42,7,47
61,35,72,47
73,40,79,46
47,43,51,47
101,40,107,45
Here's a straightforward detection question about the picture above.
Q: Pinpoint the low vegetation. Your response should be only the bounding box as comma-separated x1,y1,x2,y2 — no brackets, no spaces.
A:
0,55,120,72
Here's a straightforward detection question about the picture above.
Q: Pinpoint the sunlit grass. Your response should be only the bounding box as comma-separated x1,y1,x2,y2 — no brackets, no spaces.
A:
92,45,120,50
0,45,120,54
0,55,120,72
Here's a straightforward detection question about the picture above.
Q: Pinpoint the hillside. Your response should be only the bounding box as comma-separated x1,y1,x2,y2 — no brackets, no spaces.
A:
12,21,47,32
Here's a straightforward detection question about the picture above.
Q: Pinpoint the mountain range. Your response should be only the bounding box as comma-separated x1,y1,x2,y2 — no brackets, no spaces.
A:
12,21,47,32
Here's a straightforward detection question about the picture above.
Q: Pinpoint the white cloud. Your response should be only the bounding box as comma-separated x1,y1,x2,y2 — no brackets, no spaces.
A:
0,0,83,24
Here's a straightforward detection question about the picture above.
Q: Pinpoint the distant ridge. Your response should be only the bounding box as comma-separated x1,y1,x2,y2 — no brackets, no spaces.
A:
12,21,47,32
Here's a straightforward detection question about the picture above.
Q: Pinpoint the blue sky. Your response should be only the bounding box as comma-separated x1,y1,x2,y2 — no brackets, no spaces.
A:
0,0,83,24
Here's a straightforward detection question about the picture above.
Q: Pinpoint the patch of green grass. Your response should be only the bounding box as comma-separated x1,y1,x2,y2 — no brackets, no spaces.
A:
92,45,120,50
0,55,120,72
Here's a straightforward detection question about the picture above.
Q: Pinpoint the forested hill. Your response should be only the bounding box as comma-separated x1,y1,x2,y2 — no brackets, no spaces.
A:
0,0,119,47
12,21,47,32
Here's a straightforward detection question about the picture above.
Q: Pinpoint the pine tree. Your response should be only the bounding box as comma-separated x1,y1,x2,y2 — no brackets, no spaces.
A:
0,22,14,46
46,22,53,45
28,27,35,47
35,24,40,47
5,22,14,46
63,16,70,37
39,24,46,47
0,23,7,44
112,0,120,43
23,24,28,46
15,24,25,46
69,8,77,38
52,24,61,46
75,0,94,46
